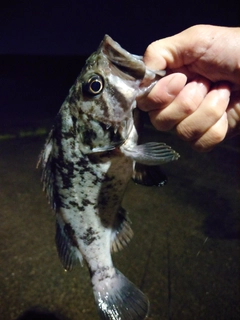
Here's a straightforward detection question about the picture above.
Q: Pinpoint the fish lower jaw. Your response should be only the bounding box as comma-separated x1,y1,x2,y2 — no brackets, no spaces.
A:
105,117,134,143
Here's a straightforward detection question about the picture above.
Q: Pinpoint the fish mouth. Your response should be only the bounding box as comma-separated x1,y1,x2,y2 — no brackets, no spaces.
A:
101,35,165,84
90,118,133,153
105,117,133,147
101,35,146,81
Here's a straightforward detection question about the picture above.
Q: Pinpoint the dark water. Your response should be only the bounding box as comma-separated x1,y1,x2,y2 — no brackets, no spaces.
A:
0,55,239,320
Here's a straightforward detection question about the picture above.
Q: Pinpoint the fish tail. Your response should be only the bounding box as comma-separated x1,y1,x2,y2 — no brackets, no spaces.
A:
92,268,149,319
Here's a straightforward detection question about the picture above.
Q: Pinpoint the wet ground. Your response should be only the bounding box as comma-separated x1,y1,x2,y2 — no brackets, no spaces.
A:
0,55,239,320
0,125,239,320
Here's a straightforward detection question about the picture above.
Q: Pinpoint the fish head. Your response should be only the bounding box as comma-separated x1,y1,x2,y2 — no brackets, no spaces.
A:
68,35,165,150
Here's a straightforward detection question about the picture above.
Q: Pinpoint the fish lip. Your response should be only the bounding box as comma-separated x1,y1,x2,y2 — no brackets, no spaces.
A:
101,35,146,81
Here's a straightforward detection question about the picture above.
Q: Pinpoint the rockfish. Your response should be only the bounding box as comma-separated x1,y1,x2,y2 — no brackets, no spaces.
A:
38,35,179,319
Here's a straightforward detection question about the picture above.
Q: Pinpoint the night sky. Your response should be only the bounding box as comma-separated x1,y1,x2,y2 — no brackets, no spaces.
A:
0,0,239,124
1,0,240,56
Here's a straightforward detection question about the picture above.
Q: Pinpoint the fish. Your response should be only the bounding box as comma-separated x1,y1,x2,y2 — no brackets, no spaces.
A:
38,35,180,320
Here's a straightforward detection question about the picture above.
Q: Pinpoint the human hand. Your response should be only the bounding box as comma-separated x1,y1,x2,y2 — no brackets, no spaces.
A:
138,25,240,152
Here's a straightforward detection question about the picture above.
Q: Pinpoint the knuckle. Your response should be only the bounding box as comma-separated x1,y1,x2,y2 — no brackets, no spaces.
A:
145,42,156,55
208,126,226,144
144,42,159,62
178,90,201,115
205,104,223,120
180,98,198,115
176,123,194,141
192,124,227,152
149,111,175,131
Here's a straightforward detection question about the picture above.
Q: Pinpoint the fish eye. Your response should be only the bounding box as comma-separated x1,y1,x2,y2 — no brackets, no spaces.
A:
83,75,104,96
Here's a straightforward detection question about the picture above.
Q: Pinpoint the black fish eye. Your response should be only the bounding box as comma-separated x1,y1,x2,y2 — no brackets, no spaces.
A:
83,75,104,96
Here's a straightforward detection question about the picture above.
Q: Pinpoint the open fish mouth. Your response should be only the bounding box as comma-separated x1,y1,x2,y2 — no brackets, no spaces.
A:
111,117,134,144
90,118,134,153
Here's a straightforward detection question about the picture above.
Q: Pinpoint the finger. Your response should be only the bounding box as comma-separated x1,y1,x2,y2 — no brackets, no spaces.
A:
143,26,206,71
149,77,210,131
191,112,228,152
143,35,186,71
144,26,240,85
143,40,170,71
138,73,187,112
226,90,240,137
176,84,230,141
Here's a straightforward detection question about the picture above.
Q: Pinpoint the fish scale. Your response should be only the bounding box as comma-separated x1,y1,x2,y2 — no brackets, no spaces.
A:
38,34,179,320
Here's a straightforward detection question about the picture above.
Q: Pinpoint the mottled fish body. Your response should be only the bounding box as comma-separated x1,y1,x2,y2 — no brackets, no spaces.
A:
38,35,179,319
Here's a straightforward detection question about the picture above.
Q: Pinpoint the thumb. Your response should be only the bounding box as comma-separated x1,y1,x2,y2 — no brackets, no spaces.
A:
143,34,186,71
143,25,240,85
143,25,215,71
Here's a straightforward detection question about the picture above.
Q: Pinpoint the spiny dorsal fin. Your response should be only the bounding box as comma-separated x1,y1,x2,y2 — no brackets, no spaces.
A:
37,129,55,209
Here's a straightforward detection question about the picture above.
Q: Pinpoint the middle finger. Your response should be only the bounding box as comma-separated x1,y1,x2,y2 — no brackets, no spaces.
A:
176,83,231,141
149,77,210,131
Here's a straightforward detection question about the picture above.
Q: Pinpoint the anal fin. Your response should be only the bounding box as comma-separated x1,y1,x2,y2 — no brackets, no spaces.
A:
111,207,133,253
55,216,82,271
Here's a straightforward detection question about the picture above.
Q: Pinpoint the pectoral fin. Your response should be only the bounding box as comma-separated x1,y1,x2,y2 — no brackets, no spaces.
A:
122,142,180,165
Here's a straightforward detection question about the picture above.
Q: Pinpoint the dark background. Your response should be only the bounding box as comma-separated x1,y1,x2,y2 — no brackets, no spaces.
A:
1,0,240,55
0,0,239,130
0,2,239,319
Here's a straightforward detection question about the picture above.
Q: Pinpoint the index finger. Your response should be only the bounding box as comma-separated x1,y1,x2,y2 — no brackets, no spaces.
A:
138,73,187,111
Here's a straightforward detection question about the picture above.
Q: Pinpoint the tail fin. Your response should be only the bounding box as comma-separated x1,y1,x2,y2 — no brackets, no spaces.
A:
92,268,149,319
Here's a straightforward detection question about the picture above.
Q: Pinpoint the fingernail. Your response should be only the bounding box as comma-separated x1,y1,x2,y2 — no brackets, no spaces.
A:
167,73,187,96
219,88,230,100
